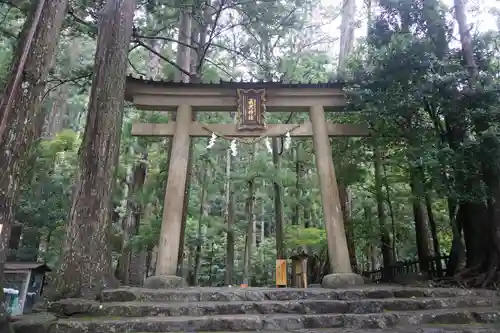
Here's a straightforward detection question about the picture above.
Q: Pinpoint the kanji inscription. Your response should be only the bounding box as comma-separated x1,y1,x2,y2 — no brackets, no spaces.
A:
237,89,266,130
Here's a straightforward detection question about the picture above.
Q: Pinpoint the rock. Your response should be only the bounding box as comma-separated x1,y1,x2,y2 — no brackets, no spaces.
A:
11,313,57,333
143,275,186,289
38,285,500,333
31,301,49,314
100,286,497,303
100,288,143,302
45,297,495,318
322,273,365,288
308,283,322,288
48,308,500,333
0,303,11,333
46,299,98,316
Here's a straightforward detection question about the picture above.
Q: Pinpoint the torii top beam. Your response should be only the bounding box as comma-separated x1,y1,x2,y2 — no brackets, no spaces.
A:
124,76,346,112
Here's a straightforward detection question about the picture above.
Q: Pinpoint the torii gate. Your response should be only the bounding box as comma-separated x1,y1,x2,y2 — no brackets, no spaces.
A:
124,76,367,288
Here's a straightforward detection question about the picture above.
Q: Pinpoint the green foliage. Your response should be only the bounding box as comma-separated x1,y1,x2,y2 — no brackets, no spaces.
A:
284,226,326,251
15,130,80,265
7,0,499,287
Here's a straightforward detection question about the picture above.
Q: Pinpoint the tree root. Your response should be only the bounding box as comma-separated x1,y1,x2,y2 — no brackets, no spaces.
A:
445,265,500,289
431,261,500,290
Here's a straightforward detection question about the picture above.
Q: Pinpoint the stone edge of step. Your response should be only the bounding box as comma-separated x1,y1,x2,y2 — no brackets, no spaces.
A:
52,307,500,328
47,296,499,318
100,287,498,302
125,326,500,333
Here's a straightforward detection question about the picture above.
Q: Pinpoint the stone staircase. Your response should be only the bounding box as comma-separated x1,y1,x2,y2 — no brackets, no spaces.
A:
17,286,500,333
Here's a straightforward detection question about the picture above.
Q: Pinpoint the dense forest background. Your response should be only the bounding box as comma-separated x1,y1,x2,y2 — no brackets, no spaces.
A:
1,0,500,295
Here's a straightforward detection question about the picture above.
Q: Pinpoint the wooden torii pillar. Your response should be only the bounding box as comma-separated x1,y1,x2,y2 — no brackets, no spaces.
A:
124,76,367,288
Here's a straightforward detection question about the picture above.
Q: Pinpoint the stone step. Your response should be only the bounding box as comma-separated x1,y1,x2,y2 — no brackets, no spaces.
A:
51,308,500,333
146,327,500,333
49,297,499,317
101,286,497,303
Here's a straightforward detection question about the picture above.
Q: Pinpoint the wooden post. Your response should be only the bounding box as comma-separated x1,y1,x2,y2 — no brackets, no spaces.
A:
309,105,352,274
156,104,192,276
290,251,309,288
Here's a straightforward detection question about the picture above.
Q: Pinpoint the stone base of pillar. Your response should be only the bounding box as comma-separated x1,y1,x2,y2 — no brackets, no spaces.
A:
143,275,187,289
321,273,364,288
308,283,322,288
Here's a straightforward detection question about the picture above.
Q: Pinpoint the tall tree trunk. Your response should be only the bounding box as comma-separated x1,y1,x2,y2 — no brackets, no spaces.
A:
118,151,147,285
128,154,149,286
338,183,357,272
43,40,78,137
192,0,212,80
44,84,69,137
148,39,162,79
243,144,257,283
454,0,500,288
303,204,311,228
225,198,236,284
224,118,236,285
119,29,159,286
175,8,192,83
425,192,442,275
272,138,285,260
54,0,135,299
374,146,393,274
311,202,319,228
292,143,302,225
409,166,432,273
0,0,68,294
337,0,356,77
259,194,265,256
116,148,133,283
446,199,465,276
192,160,209,286
425,192,440,256
382,163,397,259
453,0,477,82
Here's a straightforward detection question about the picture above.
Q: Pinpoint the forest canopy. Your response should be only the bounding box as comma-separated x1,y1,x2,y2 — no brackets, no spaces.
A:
0,0,499,299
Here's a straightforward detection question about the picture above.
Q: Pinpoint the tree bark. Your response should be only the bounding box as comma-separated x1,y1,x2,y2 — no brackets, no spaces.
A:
0,0,67,304
382,163,397,259
224,116,236,285
148,40,162,79
453,0,477,82
453,0,500,288
54,0,136,299
175,7,192,83
243,144,257,283
44,84,69,137
292,143,302,226
192,160,209,286
118,151,147,285
374,146,393,275
272,138,285,260
425,192,442,274
337,0,355,77
338,183,357,272
409,165,432,273
43,39,78,137
425,192,440,256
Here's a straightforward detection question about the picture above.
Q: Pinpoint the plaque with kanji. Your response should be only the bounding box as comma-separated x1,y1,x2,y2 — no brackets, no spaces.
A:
237,89,266,130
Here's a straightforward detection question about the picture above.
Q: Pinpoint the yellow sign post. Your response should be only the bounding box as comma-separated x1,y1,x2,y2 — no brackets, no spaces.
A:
276,259,287,287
